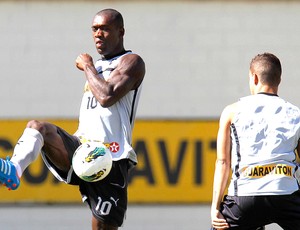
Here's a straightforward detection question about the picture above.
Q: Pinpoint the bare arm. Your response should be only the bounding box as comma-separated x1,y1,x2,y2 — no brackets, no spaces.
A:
76,53,145,107
296,140,300,162
210,104,235,229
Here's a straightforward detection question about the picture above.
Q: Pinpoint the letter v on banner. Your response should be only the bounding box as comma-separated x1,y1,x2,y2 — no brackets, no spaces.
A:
128,120,218,203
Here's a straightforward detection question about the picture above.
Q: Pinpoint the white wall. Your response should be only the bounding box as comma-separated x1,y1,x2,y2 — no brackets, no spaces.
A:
1,1,300,119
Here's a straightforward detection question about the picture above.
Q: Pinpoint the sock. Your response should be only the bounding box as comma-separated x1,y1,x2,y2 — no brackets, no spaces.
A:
10,128,44,177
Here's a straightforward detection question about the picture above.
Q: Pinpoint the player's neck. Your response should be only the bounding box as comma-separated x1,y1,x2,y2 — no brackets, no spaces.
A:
101,47,127,60
256,85,278,95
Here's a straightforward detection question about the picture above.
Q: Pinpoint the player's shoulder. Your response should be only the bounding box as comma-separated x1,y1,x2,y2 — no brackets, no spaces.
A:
118,52,145,71
223,102,237,114
120,52,144,63
220,102,238,124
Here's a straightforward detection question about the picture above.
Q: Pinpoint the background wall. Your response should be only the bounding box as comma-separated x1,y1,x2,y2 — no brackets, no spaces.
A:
1,0,300,119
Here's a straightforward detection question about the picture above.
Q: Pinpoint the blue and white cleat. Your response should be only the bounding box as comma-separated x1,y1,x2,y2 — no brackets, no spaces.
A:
0,157,20,190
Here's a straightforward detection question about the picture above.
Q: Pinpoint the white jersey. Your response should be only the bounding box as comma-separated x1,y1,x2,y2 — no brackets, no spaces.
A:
74,51,142,163
228,93,300,196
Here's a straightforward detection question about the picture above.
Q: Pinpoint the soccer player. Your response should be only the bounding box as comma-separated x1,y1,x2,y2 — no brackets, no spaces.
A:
0,9,145,230
211,53,300,229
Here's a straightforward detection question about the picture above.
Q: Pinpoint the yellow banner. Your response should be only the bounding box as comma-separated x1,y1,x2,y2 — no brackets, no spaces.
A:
129,120,218,203
0,120,218,203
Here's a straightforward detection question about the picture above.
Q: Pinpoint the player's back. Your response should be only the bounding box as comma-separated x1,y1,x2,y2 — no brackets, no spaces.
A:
228,93,300,196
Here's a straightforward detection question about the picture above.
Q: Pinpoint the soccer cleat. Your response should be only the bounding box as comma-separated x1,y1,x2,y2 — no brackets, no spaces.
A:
0,157,20,190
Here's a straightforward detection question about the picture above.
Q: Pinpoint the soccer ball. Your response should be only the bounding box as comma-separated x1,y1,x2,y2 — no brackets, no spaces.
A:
72,141,113,182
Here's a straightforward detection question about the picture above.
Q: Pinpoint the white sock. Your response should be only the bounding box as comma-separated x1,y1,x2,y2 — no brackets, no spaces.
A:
10,128,44,177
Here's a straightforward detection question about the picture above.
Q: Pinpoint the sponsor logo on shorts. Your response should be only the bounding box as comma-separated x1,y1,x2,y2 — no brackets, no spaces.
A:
241,164,293,178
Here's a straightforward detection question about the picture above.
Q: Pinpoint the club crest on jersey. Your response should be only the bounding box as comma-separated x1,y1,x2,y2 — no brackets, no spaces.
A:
103,142,120,153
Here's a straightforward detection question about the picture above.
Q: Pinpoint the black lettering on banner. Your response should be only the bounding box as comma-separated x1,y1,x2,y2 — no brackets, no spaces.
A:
210,140,217,150
87,96,98,109
158,140,187,184
0,137,218,187
195,141,202,184
129,140,155,184
129,139,217,186
23,161,48,184
0,139,13,151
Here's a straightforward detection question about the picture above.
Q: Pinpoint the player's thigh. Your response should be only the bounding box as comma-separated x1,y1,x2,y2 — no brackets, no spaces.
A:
272,191,300,229
41,123,79,171
221,195,269,229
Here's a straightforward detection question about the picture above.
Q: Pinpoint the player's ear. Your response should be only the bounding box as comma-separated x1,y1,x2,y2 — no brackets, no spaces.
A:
253,73,259,85
120,28,125,36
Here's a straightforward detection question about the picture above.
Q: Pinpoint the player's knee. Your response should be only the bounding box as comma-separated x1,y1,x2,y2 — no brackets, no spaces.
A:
26,120,46,135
